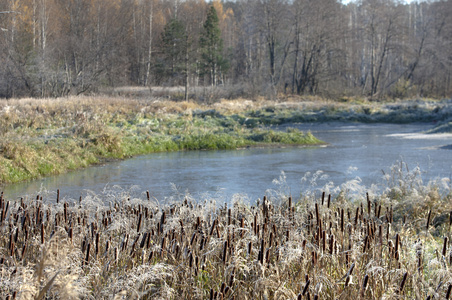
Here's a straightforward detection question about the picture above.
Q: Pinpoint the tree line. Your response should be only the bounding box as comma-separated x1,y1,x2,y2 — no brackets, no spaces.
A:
0,0,451,100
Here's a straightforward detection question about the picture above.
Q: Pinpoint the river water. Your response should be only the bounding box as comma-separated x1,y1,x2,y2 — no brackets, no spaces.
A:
2,123,452,203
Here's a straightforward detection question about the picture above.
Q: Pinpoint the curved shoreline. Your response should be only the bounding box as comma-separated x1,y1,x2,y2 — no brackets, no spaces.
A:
0,96,450,185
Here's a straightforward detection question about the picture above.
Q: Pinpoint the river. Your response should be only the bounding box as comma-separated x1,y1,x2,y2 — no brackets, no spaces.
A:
2,123,451,203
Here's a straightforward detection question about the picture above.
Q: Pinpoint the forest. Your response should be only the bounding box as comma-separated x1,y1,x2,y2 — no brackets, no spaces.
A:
0,0,451,100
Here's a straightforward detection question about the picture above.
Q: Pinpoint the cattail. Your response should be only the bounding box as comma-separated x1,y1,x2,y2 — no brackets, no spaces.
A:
327,194,331,208
160,211,166,233
140,232,148,248
216,225,220,238
395,233,400,260
426,210,432,230
21,244,27,260
449,211,452,228
41,223,45,244
56,189,60,204
223,240,228,263
10,241,15,257
146,190,150,201
362,274,369,293
259,239,265,264
345,275,350,287
161,236,166,252
367,192,371,217
315,203,319,226
443,237,448,257
85,243,91,265
209,219,216,236
189,253,193,268
224,286,230,296
446,283,452,299
329,234,335,255
321,192,325,205
363,235,368,253
254,214,258,235
95,233,100,256
397,272,408,294
348,262,355,275
302,279,310,295
312,251,317,265
137,213,142,233
341,208,344,232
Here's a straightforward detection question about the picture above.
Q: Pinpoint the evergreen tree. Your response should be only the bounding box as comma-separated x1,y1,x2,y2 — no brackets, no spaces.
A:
199,5,228,86
161,18,188,85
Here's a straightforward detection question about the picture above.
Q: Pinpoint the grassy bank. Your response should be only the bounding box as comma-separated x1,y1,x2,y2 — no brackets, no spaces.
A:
1,162,451,299
1,95,451,184
0,97,323,184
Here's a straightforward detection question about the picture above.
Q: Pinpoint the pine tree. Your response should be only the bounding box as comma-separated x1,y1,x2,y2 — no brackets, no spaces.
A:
199,5,228,86
161,18,188,85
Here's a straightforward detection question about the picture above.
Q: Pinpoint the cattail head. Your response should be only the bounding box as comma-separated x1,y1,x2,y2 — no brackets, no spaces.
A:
426,210,432,231
398,272,408,294
362,274,369,293
302,279,310,295
446,283,452,299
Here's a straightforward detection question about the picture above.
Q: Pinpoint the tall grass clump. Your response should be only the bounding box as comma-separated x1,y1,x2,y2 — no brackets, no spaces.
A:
1,163,452,299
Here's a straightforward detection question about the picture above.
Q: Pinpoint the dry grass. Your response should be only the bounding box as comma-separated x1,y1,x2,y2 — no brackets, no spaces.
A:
1,165,452,299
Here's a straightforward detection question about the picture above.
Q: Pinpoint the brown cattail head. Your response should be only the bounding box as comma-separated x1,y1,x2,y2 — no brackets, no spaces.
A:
443,237,448,257
398,272,408,294
223,240,228,263
426,210,432,231
446,283,452,299
85,243,91,266
362,274,369,292
302,279,310,295
41,223,45,244
395,234,400,260
137,213,142,233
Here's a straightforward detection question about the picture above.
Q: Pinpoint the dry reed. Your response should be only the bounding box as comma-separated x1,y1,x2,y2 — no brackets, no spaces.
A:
0,182,452,299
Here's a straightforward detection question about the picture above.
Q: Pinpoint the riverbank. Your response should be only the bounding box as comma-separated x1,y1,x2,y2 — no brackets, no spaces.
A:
0,96,450,185
0,96,325,185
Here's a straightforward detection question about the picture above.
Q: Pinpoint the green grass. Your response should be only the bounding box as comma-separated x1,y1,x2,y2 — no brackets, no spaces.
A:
0,97,324,184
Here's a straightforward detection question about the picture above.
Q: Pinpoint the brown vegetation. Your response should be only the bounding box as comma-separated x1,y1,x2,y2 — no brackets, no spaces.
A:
1,168,451,299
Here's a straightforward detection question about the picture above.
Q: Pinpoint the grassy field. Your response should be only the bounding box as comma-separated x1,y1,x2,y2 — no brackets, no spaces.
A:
0,96,326,184
0,161,451,299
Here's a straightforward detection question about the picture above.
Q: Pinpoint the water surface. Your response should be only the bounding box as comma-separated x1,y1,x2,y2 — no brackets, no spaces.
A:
2,123,451,202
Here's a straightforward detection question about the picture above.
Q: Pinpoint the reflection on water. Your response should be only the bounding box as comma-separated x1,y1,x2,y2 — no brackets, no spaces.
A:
2,123,451,202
